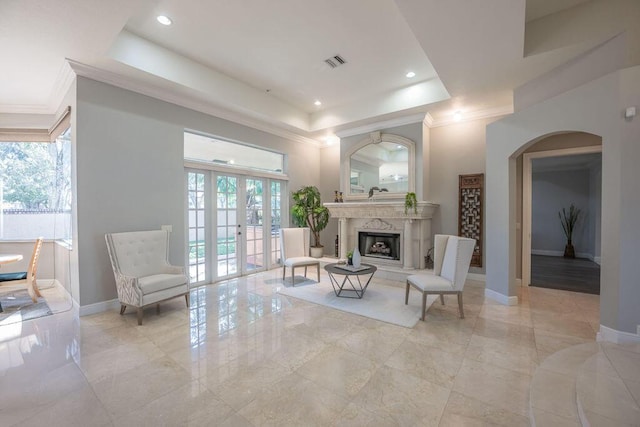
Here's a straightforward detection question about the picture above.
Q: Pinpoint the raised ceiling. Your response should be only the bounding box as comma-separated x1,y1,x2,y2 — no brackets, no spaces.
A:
0,0,637,142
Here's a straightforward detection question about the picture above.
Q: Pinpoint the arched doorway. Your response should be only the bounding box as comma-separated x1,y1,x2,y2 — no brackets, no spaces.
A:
520,133,602,294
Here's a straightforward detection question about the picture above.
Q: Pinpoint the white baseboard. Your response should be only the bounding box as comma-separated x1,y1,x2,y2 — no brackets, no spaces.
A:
594,256,601,265
516,278,522,287
597,325,640,344
485,288,518,306
466,273,486,282
79,298,120,316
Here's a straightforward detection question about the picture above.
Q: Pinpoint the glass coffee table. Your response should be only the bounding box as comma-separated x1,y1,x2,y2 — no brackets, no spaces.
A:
324,263,377,299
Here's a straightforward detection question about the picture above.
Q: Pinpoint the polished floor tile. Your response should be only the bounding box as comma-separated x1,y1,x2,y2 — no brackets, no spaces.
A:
1,267,635,426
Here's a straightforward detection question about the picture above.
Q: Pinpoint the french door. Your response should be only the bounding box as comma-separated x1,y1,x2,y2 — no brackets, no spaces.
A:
186,169,284,285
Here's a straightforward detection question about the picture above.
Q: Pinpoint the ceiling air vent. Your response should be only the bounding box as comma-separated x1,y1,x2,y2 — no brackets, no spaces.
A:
324,55,347,69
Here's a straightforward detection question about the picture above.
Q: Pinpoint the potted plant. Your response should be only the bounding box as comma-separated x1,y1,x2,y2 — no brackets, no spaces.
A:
291,186,330,258
559,204,581,258
404,192,418,214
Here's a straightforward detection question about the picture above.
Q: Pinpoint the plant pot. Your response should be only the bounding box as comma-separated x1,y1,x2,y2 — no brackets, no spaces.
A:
310,246,324,258
564,240,576,258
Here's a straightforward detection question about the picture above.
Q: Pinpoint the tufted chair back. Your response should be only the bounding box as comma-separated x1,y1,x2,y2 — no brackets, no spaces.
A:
106,230,170,278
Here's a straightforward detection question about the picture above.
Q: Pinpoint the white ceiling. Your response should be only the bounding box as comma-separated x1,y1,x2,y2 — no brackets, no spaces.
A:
0,0,637,142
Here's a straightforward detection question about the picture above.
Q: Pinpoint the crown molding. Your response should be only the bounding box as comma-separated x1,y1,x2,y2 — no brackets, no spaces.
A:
49,62,75,111
423,112,434,127
67,60,324,148
334,113,426,138
429,105,513,128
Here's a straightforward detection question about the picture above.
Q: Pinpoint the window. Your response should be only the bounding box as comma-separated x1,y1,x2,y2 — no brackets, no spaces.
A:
184,132,284,174
0,129,72,241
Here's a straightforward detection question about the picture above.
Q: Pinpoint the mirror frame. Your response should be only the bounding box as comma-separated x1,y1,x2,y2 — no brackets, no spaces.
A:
342,132,415,201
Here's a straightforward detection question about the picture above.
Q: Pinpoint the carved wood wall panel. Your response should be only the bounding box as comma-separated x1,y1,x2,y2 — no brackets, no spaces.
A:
459,173,483,267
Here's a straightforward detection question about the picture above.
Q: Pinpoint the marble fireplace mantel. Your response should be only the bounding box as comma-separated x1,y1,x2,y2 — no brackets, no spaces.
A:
325,201,439,269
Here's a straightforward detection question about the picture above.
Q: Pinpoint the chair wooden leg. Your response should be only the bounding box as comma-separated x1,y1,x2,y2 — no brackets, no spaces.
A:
316,264,320,282
421,292,428,321
304,266,308,277
185,293,190,308
120,304,127,315
137,308,143,325
32,279,42,298
291,267,295,286
282,266,286,281
457,292,465,319
405,281,410,305
440,294,445,305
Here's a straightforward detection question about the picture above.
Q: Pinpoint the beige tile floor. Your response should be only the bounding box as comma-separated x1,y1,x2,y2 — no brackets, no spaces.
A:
0,268,604,426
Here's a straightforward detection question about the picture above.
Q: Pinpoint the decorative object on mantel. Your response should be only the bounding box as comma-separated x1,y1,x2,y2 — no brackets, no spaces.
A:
339,192,344,202
404,192,418,214
334,190,340,203
559,203,581,258
352,246,362,268
458,173,483,267
291,185,330,258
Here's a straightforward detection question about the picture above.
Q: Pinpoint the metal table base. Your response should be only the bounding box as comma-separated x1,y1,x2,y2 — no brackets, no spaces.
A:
325,263,377,299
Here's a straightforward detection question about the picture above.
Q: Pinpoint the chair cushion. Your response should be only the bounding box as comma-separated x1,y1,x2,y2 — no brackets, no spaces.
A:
284,257,319,268
138,273,188,295
0,272,27,282
407,273,454,292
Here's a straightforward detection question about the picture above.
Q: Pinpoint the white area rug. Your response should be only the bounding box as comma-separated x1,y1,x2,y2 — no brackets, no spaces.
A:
278,280,438,328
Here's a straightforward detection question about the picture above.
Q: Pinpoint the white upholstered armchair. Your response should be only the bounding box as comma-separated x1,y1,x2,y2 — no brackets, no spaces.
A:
405,234,476,321
105,230,189,325
279,227,320,285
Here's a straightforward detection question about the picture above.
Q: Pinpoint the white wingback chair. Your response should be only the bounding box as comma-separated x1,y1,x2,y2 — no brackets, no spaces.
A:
279,227,320,285
105,230,189,325
405,234,476,320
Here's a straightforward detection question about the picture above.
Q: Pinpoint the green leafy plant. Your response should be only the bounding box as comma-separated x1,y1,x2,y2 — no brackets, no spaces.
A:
404,192,418,214
558,204,581,258
291,186,330,248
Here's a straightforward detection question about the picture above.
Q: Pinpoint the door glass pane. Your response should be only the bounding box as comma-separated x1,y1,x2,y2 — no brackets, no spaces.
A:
245,179,264,271
271,181,282,265
187,171,206,283
216,175,238,278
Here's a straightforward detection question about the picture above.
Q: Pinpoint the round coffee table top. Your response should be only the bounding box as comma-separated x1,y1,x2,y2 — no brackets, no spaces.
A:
324,263,377,276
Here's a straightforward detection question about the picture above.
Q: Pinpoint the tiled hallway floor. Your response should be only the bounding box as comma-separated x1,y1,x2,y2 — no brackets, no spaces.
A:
0,268,603,426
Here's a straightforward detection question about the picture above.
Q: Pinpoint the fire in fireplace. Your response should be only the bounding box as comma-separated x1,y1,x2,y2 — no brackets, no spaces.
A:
358,231,401,261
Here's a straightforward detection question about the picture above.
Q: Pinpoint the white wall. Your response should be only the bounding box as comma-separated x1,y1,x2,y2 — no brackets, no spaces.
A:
74,77,321,307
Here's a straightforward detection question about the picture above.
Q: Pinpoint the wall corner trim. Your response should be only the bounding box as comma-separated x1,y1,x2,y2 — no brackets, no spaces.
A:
484,288,518,306
597,325,640,344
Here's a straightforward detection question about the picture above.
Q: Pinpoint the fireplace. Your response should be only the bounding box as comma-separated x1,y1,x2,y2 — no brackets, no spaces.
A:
324,201,439,269
358,231,401,262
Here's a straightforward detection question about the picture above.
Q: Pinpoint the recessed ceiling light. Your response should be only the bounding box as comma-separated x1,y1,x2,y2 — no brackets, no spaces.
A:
454,111,462,121
406,71,416,78
314,100,322,106
157,15,172,25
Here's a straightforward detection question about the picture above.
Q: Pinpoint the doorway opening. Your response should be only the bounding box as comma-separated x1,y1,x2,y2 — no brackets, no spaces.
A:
522,141,602,294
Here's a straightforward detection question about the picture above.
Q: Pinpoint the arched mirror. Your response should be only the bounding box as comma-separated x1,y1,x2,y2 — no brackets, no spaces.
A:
343,133,415,199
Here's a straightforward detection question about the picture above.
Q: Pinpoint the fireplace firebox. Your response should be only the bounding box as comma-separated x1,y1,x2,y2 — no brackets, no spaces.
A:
358,231,401,261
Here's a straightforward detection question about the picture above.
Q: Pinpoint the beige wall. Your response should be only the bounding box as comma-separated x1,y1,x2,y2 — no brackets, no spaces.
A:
428,116,505,273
